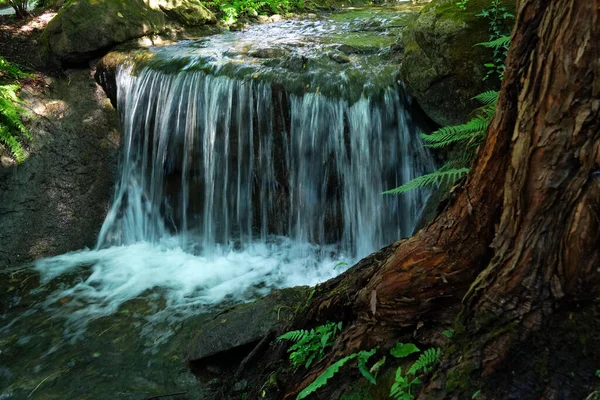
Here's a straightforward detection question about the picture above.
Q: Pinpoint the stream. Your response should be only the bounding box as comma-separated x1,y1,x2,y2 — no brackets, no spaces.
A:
0,5,435,399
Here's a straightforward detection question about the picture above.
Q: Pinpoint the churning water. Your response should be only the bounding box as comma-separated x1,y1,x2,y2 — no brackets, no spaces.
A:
32,13,434,336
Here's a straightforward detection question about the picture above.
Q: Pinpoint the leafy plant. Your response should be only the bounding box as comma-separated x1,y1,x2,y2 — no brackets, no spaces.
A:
205,0,304,24
296,348,377,400
383,88,499,194
476,0,513,81
390,342,420,359
456,0,469,10
442,329,454,339
389,343,441,400
0,56,32,163
278,322,342,369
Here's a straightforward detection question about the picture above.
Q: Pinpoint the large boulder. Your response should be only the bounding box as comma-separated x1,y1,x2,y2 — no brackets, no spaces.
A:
40,0,167,65
152,0,216,26
399,0,516,126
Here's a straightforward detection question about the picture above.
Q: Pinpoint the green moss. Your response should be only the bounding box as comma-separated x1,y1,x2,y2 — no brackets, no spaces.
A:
445,362,477,393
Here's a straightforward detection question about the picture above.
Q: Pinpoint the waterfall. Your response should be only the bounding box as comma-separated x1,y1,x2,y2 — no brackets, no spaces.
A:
97,66,434,259
32,64,434,334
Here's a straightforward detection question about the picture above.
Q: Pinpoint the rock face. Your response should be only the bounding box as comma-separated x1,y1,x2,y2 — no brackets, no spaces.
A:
0,70,119,269
399,0,516,126
153,0,216,26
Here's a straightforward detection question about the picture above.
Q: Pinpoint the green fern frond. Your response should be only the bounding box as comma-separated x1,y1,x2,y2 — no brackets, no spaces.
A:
383,167,470,194
296,353,359,400
0,56,32,80
421,115,488,149
278,329,309,343
357,348,378,384
407,348,440,375
472,90,499,105
476,35,511,49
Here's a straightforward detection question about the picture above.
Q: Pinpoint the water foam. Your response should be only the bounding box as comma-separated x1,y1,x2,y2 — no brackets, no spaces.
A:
31,53,433,339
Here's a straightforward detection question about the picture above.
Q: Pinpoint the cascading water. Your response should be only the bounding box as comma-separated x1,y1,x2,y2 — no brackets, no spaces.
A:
31,9,436,337
98,67,432,256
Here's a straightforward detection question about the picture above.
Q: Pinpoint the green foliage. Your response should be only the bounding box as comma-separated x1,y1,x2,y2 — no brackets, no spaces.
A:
390,343,420,359
475,0,513,81
296,348,377,400
472,90,499,105
0,56,32,163
442,329,454,339
383,165,470,195
205,0,304,24
384,90,498,195
278,322,342,369
389,344,441,400
407,348,440,375
456,0,469,10
596,369,600,378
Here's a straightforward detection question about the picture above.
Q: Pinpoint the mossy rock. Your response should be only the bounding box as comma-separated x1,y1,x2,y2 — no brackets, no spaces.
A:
152,0,216,26
40,0,167,66
399,0,516,126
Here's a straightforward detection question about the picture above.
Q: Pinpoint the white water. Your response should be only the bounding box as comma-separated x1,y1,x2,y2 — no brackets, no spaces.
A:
34,65,434,336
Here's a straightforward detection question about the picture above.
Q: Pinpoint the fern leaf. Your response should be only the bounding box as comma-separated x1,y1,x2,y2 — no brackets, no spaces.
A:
278,329,309,343
407,348,440,375
472,90,499,105
383,168,470,194
421,116,489,149
357,348,377,384
296,353,359,400
476,35,511,49
390,342,420,359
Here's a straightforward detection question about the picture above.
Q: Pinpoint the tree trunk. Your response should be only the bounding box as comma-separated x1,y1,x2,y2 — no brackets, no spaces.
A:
245,0,599,399
8,0,29,19
420,0,600,398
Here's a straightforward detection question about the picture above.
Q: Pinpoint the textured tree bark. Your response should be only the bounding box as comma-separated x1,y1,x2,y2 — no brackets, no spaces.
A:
420,0,600,398
259,0,600,399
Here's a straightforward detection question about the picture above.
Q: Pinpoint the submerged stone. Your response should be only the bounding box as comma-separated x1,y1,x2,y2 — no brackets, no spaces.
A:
187,286,309,362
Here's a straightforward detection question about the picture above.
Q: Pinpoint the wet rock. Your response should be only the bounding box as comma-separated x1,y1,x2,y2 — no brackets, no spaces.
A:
256,15,270,24
336,44,359,54
268,14,283,22
187,286,308,362
399,0,516,125
248,47,290,59
329,51,351,64
155,0,216,26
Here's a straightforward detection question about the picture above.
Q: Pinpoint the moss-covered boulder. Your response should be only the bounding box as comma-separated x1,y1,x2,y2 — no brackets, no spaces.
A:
41,0,167,66
399,0,515,126
152,0,216,26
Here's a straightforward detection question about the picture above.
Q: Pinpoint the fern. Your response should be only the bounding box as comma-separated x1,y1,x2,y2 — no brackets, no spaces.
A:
278,322,342,370
390,347,441,400
472,90,499,105
0,56,31,163
407,348,440,375
476,35,511,49
357,348,377,384
296,353,358,400
278,329,310,343
384,90,498,195
296,348,377,400
421,115,488,149
382,167,469,194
